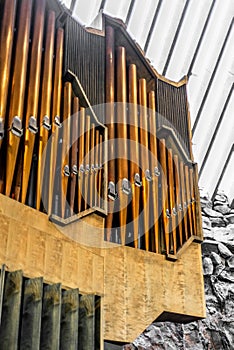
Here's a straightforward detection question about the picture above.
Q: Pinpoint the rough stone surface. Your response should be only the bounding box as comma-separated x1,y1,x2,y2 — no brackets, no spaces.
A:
124,192,234,350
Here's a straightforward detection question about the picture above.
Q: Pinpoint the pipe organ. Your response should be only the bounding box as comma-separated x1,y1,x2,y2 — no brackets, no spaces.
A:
0,0,205,346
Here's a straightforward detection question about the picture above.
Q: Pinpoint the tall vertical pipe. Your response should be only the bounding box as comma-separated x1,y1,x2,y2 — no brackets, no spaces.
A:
139,79,150,251
116,46,128,246
167,148,177,254
5,0,32,197
61,82,72,218
36,11,55,210
148,91,159,253
48,28,64,216
21,0,46,204
70,97,79,215
105,26,115,241
159,139,170,255
180,161,188,241
128,64,140,248
173,155,183,247
77,107,85,213
0,0,16,152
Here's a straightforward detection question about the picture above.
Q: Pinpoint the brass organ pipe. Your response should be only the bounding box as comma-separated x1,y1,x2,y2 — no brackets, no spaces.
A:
148,91,159,253
70,97,79,214
185,165,193,237
128,64,140,248
48,28,64,216
94,129,100,207
189,167,197,235
193,163,203,239
89,123,95,208
168,148,177,254
179,161,188,240
61,82,72,218
5,0,32,197
159,139,170,255
36,11,55,210
105,26,115,241
84,115,91,210
139,78,150,251
173,155,183,247
77,107,85,213
98,133,103,209
117,46,128,246
21,0,46,204
0,0,16,151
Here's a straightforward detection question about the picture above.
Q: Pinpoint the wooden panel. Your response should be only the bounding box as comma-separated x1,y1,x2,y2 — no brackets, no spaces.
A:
0,270,23,350
40,283,61,350
79,294,95,350
60,289,79,350
20,277,43,350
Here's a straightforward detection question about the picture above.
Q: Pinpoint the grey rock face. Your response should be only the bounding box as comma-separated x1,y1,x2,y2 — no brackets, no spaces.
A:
124,192,234,350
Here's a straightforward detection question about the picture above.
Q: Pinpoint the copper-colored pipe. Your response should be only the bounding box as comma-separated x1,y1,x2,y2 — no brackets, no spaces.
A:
0,0,16,152
61,82,72,218
70,97,79,215
116,46,128,246
173,155,183,247
167,149,177,254
88,123,95,208
148,91,159,253
159,139,170,255
189,167,197,235
105,26,115,241
94,129,100,207
36,11,55,210
139,78,150,251
98,133,103,209
185,165,193,237
77,107,85,213
21,0,45,204
180,161,188,240
193,163,203,239
84,115,91,210
5,0,32,197
47,28,64,216
128,64,140,248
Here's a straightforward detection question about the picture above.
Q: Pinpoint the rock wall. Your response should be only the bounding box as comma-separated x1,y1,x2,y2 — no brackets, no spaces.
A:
124,191,234,350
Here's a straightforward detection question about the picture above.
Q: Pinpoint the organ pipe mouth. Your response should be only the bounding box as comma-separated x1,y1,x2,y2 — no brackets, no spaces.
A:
11,116,23,137
122,178,131,195
0,118,4,139
28,116,38,134
145,169,152,182
108,181,117,200
42,115,51,130
134,173,142,187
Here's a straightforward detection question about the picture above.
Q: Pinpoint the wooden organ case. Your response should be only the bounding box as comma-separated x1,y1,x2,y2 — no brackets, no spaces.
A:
0,0,206,347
